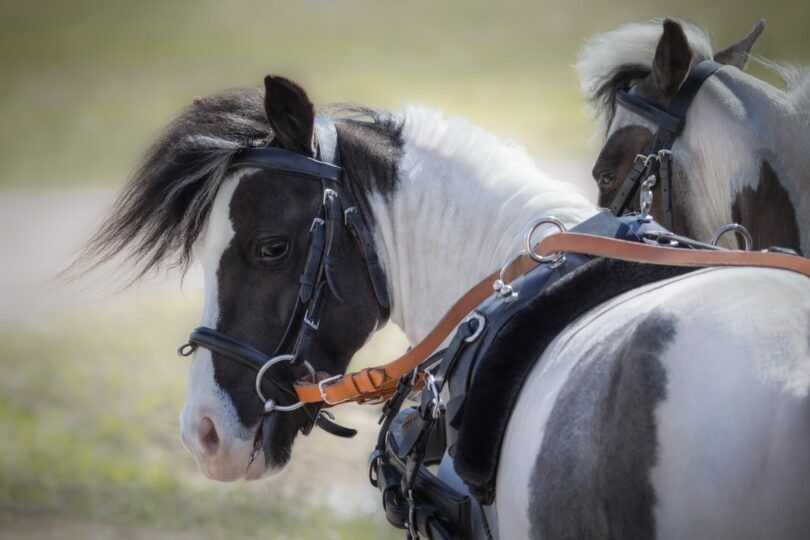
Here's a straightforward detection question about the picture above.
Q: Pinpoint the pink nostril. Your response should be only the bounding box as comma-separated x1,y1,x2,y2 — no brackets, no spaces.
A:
197,416,220,456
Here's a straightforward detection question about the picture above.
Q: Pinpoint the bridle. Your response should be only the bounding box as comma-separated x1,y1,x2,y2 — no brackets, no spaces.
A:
607,60,724,230
178,118,390,437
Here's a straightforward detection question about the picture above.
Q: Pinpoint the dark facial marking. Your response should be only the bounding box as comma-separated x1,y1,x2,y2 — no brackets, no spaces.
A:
529,312,677,540
592,125,654,209
211,170,385,467
731,160,800,252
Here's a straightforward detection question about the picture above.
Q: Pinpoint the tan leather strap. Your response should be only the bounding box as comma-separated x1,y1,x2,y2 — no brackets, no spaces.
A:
294,232,810,406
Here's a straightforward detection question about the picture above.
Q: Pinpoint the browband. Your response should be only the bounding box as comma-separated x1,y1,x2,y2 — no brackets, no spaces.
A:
230,146,342,181
615,91,685,134
616,59,724,134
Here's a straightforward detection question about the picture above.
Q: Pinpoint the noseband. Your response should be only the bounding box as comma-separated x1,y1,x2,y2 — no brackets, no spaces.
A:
178,118,390,437
608,60,723,230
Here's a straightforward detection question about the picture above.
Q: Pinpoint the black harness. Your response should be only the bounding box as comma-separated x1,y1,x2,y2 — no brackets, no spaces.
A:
179,118,389,438
608,60,724,230
369,211,741,539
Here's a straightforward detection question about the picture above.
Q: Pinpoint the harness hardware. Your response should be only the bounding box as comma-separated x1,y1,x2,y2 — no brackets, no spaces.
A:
710,223,753,251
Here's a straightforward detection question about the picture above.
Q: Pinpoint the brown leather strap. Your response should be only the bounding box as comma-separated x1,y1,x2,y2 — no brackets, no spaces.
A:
294,232,810,406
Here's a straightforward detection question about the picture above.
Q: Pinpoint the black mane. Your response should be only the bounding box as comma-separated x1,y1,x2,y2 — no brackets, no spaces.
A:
70,88,396,282
589,63,651,135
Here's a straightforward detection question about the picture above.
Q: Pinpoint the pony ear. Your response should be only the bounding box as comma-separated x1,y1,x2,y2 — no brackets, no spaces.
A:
714,19,766,71
651,19,693,99
263,75,316,156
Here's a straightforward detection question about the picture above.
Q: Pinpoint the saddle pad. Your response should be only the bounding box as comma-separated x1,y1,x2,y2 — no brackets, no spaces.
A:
451,257,697,504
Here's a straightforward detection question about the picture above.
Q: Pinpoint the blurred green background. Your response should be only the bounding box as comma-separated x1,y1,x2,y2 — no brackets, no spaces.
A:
1,0,808,538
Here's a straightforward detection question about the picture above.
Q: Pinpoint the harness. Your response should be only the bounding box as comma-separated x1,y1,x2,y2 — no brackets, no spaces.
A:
178,118,389,438
608,60,724,230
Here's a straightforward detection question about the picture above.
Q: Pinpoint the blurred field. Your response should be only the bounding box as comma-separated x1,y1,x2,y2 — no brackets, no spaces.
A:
2,0,809,190
0,288,407,539
2,1,809,538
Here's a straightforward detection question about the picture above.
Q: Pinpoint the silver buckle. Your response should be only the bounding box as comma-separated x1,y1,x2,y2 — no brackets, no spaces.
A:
317,374,348,406
344,206,358,225
310,217,324,232
303,310,320,330
322,188,338,206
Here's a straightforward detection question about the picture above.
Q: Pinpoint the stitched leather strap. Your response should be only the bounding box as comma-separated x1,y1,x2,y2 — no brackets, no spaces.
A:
293,232,810,407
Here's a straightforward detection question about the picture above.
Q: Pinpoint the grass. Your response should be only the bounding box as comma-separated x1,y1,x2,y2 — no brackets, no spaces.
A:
0,290,405,538
1,0,808,189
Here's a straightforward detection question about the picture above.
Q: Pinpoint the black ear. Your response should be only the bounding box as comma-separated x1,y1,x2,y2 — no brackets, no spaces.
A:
263,75,315,155
714,19,766,71
652,20,693,99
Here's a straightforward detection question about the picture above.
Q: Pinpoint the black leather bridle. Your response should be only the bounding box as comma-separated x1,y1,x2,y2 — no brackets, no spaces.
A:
608,60,724,230
178,118,390,438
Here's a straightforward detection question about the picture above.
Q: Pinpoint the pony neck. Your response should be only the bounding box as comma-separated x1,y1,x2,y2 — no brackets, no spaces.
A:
368,105,598,343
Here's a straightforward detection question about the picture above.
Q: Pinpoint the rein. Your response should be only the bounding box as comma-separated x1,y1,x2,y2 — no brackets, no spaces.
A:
608,59,723,230
294,224,810,408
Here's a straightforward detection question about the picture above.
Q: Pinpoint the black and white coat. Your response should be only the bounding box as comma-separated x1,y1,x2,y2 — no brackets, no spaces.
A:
83,77,810,539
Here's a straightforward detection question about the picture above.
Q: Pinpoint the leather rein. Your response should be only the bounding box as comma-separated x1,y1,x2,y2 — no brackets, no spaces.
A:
608,59,724,231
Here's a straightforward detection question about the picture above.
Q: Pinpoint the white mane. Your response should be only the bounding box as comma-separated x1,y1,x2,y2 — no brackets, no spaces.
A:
576,18,714,97
371,104,597,341
575,19,715,131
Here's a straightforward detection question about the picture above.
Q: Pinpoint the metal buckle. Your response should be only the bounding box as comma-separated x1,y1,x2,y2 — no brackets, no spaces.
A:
344,206,358,225
424,372,444,420
309,217,324,232
322,188,338,205
635,152,658,167
318,374,350,406
303,310,320,331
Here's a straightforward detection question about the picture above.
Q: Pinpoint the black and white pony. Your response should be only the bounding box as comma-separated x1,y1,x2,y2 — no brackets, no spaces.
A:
580,18,809,253
78,76,810,538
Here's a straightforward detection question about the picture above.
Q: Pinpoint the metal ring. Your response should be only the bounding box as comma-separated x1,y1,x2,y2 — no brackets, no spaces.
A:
525,217,567,264
177,342,196,357
710,223,753,251
255,355,316,412
463,312,486,343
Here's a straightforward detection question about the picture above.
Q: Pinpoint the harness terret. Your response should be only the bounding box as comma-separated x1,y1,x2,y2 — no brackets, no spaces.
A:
608,60,724,230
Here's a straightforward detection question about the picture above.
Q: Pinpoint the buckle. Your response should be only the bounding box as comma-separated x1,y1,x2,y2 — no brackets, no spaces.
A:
310,217,324,232
318,374,349,406
303,310,320,330
344,206,358,225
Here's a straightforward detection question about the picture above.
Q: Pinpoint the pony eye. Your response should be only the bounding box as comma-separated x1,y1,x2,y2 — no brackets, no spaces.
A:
598,172,617,188
257,238,289,262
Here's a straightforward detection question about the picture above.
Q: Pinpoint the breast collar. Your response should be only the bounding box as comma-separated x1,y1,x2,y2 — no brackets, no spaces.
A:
179,118,390,438
608,59,724,230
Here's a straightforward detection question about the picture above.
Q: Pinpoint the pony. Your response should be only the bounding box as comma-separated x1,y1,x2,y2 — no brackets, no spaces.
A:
76,75,810,538
579,18,809,254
